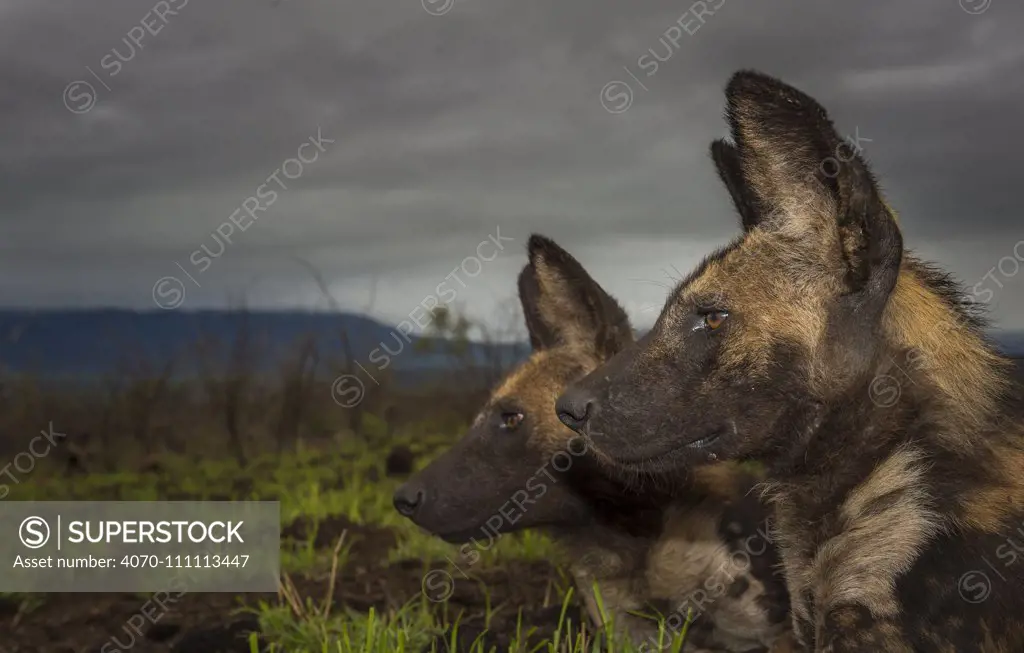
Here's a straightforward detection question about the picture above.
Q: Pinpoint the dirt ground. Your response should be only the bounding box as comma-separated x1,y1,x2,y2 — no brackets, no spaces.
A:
2,515,580,653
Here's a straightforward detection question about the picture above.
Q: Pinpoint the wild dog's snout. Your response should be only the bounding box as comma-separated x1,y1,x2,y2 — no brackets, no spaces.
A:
556,389,594,433
392,482,425,517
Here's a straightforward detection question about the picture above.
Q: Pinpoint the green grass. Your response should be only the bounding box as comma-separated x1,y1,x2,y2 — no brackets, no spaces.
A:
254,582,692,653
7,426,695,652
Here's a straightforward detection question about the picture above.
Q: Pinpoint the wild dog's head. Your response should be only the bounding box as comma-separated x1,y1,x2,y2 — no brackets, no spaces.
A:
557,70,906,473
393,235,633,543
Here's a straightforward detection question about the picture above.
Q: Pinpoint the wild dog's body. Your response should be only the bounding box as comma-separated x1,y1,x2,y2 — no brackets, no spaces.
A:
764,370,1024,651
395,237,789,652
558,462,789,652
557,71,1024,652
760,271,1024,651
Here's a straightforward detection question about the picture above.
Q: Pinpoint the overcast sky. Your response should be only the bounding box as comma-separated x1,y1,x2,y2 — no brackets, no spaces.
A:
1,0,1022,337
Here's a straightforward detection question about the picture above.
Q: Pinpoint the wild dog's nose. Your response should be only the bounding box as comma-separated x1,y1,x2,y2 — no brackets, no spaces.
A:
393,483,426,517
556,390,594,433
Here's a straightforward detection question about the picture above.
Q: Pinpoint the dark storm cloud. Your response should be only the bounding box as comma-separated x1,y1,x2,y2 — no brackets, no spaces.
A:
0,0,1021,328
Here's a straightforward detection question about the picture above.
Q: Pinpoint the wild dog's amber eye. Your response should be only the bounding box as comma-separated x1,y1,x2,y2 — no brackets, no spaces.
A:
500,412,524,430
704,310,729,331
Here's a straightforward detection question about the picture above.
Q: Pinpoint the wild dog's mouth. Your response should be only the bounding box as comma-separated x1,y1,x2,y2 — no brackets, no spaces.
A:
587,425,727,466
684,426,724,450
412,518,505,545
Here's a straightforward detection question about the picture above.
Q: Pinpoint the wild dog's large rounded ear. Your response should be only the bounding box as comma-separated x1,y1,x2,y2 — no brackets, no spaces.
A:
724,70,902,308
517,234,632,357
710,138,763,232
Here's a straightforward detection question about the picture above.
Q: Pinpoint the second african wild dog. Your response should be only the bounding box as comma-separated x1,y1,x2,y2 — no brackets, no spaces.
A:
394,235,790,651
557,70,1024,651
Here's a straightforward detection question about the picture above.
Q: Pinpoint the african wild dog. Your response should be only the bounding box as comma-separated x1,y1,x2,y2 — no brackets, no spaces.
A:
557,69,1024,652
394,235,790,651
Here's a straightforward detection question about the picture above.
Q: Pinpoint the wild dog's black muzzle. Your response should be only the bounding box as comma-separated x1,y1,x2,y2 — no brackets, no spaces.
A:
392,482,426,517
556,389,594,434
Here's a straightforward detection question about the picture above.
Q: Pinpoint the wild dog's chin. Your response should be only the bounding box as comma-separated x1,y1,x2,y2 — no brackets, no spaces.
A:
433,525,496,545
431,517,554,545
412,517,510,545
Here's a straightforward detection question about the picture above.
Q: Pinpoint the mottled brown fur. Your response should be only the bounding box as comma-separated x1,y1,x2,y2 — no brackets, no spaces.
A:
885,263,1013,436
769,445,943,637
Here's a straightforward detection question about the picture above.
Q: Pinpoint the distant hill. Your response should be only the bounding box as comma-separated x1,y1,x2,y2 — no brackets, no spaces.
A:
997,330,1024,358
0,309,1019,380
0,309,526,381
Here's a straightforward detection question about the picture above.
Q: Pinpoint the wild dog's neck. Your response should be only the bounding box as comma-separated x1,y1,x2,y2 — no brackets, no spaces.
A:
557,451,739,542
561,455,676,539
882,261,1013,436
762,386,925,512
778,258,1013,487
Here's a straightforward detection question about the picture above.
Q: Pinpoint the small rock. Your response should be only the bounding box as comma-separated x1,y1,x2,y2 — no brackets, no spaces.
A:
146,622,181,642
171,614,260,653
385,445,415,477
